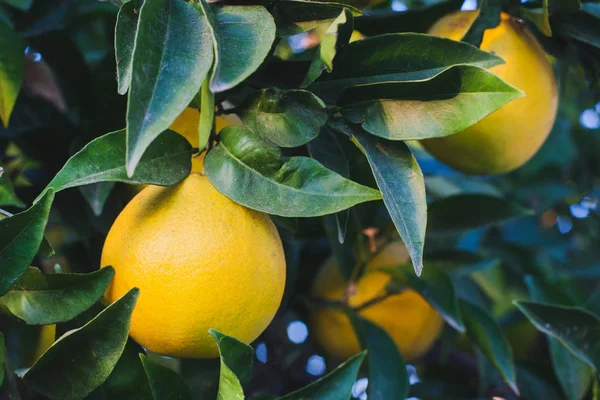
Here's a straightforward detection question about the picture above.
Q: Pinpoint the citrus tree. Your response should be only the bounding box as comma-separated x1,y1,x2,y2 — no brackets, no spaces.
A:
1,0,599,399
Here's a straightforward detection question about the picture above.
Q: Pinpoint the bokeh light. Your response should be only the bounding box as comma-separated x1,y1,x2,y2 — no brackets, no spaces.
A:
391,0,408,12
556,215,573,234
287,320,309,344
255,342,268,364
305,355,326,376
579,109,600,129
352,377,368,399
461,0,477,11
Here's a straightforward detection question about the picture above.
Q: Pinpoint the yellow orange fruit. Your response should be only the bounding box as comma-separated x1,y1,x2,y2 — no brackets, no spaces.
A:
101,174,286,358
421,11,558,175
310,242,444,361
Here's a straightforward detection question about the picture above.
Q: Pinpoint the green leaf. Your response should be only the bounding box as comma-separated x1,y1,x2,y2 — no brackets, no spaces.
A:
516,363,564,400
301,8,353,88
0,172,25,208
460,299,519,394
311,33,504,103
239,88,328,147
551,10,600,50
198,2,276,93
0,190,54,296
44,129,192,195
209,329,254,400
340,65,523,141
198,78,214,152
79,182,115,217
0,331,4,387
0,267,114,325
269,0,361,37
140,354,192,400
362,319,409,400
379,263,464,332
515,301,600,374
279,351,366,400
126,0,213,176
521,4,552,37
205,126,382,217
427,194,532,234
115,1,137,95
23,289,139,400
0,19,24,127
0,0,32,11
461,0,502,47
525,276,593,400
351,130,426,276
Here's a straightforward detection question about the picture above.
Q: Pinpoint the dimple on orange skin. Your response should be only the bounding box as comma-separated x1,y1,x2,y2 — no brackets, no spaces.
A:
101,174,286,358
421,12,559,175
310,242,444,362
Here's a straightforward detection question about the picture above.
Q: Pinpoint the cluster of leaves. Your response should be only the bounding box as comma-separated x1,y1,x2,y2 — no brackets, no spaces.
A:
0,0,599,399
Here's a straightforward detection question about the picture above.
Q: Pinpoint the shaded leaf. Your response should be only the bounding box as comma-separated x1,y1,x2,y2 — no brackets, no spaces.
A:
340,65,523,141
126,0,213,176
0,0,32,11
0,190,54,296
428,194,532,233
209,329,254,400
516,363,564,400
115,1,137,95
311,33,504,103
521,4,552,37
362,319,409,400
44,129,192,194
79,182,115,216
279,351,366,400
460,299,519,394
240,88,327,148
0,331,4,387
23,289,139,400
269,0,361,36
140,354,192,400
0,172,25,208
461,0,502,47
205,126,381,217
352,130,426,276
0,19,24,127
515,301,600,374
0,267,114,325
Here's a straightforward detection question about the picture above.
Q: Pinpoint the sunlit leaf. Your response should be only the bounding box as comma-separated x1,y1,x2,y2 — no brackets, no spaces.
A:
210,329,254,400
0,19,24,127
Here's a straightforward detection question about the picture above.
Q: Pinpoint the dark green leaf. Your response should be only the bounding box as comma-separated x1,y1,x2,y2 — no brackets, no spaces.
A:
279,351,366,400
462,0,502,47
362,319,409,400
205,126,381,217
352,130,426,276
44,129,192,194
525,275,578,306
23,289,139,400
0,0,32,12
460,299,519,394
0,172,25,208
0,190,54,296
380,263,464,332
0,331,4,387
209,329,254,400
516,363,564,400
269,0,361,36
140,354,192,400
240,88,328,147
301,8,353,87
311,33,504,103
0,19,24,127
199,3,276,93
126,0,213,176
428,194,532,233
79,182,115,216
198,78,214,152
521,5,552,37
515,301,600,374
115,1,137,95
551,11,600,50
0,267,114,325
340,65,523,141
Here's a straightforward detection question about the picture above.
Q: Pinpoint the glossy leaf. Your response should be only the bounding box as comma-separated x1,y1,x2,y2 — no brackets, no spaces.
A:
0,331,4,387
198,78,214,152
461,0,502,47
362,319,409,400
205,126,382,217
279,351,366,399
140,354,192,400
341,65,523,141
380,263,464,332
301,8,353,88
126,0,213,176
0,267,114,325
428,194,532,233
23,289,139,400
515,301,600,373
460,299,519,394
115,1,137,95
311,33,504,102
0,19,24,127
0,190,54,296
352,130,426,276
200,3,276,93
44,129,192,194
0,172,25,208
269,0,361,36
239,88,328,147
210,329,254,400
